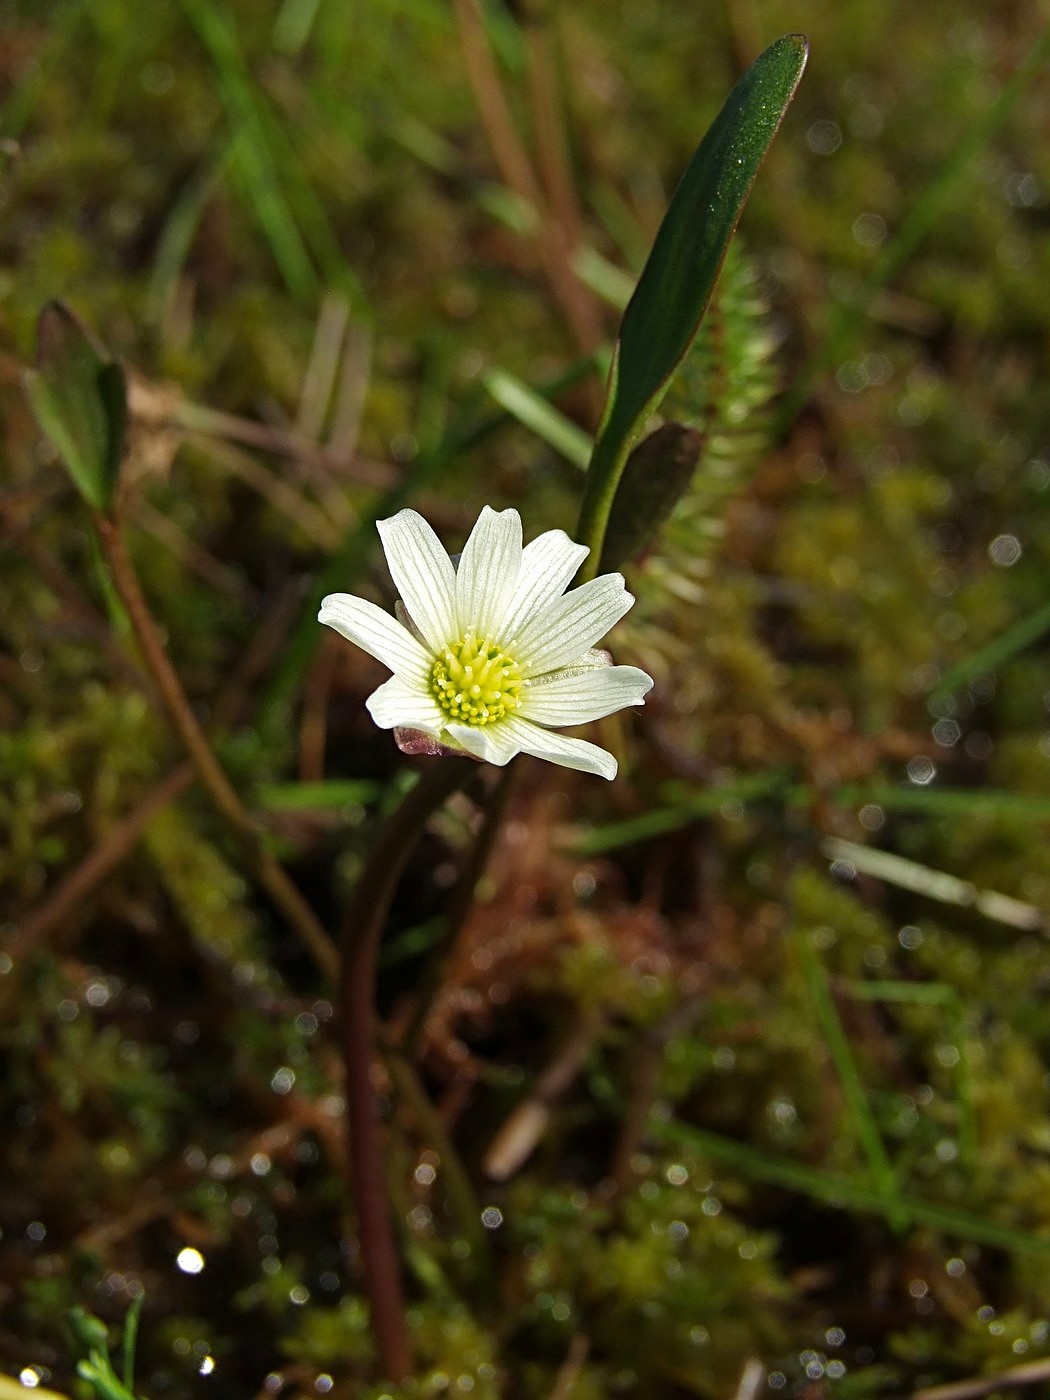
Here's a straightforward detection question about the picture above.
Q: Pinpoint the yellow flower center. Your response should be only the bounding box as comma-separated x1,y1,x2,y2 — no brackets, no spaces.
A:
430,632,523,727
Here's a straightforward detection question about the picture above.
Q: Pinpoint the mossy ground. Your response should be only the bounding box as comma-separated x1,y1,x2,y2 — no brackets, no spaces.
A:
3,3,1050,1396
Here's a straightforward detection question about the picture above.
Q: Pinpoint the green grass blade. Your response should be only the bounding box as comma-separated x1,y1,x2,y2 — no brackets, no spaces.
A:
481,367,592,469
795,932,901,1217
255,780,379,810
576,34,808,574
573,773,785,855
576,778,1050,856
176,0,318,299
930,595,1050,704
843,980,978,1169
23,302,127,514
655,1121,1050,1258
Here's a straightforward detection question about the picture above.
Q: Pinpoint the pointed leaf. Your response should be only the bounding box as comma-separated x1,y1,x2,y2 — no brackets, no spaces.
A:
599,422,702,573
577,35,807,573
22,301,127,513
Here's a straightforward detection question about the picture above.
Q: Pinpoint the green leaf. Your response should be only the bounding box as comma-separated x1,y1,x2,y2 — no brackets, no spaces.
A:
598,422,702,572
481,366,592,469
576,34,808,574
22,301,127,513
656,1120,1050,1259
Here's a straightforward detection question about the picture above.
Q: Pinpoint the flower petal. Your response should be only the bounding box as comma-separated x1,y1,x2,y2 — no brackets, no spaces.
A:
498,529,590,642
513,573,635,676
498,716,619,779
443,721,523,767
520,664,653,726
365,674,446,732
455,505,522,638
319,593,430,679
377,509,457,652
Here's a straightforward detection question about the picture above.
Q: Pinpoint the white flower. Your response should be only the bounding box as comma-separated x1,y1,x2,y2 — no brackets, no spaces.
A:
318,506,653,779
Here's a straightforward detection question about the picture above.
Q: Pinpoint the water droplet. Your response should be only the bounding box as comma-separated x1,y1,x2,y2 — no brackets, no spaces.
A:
853,212,886,248
989,534,1022,567
807,119,842,155
906,756,936,785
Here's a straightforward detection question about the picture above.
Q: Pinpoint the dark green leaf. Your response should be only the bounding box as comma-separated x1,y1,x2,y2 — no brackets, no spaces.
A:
577,35,808,574
598,422,702,573
22,301,127,513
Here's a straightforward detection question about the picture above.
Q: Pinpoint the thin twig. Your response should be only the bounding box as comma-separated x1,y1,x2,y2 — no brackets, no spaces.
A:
339,757,475,1382
161,396,396,490
546,1334,590,1400
483,1010,603,1181
733,1358,766,1400
135,496,255,600
7,764,193,963
452,0,601,358
522,0,584,255
96,517,337,981
909,1356,1050,1400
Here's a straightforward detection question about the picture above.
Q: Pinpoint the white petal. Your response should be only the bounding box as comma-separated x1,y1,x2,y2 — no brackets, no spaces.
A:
499,716,618,779
520,664,653,725
513,573,635,676
498,529,590,641
319,593,430,679
443,721,523,767
376,509,457,652
365,674,446,732
455,506,522,638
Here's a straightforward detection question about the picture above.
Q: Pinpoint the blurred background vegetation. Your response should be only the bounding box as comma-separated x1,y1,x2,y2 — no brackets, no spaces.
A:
3,1,1050,1396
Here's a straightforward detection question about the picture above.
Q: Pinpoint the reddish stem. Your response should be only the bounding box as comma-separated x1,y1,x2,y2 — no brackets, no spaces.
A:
339,758,474,1382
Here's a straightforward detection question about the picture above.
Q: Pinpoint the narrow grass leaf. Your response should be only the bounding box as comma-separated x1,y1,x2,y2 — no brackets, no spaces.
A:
482,367,591,469
930,596,1050,705
795,931,901,1219
255,780,378,810
656,1121,1050,1258
23,302,127,513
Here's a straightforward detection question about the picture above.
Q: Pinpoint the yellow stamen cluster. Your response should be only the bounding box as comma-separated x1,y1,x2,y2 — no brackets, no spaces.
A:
430,632,523,727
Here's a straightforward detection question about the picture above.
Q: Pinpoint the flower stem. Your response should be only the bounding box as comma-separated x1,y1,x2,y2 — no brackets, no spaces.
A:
96,516,337,981
340,757,475,1383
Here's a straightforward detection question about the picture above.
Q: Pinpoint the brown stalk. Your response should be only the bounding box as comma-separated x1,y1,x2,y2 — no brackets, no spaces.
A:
96,516,337,982
338,756,474,1382
910,1357,1050,1400
7,763,193,963
452,0,602,359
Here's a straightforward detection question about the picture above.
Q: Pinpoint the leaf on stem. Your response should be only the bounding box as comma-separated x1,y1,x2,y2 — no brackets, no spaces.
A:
577,34,808,573
598,422,702,573
23,300,127,513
